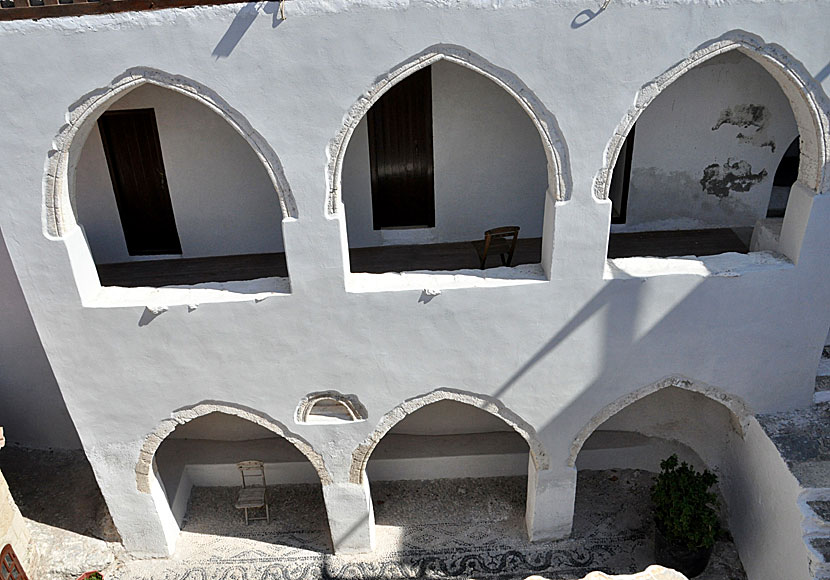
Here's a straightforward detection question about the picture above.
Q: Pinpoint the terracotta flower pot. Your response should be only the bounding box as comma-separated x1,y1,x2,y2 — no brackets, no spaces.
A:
654,524,714,578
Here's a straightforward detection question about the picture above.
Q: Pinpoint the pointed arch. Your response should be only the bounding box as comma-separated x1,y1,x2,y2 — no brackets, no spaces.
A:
136,400,332,493
568,375,752,467
44,67,297,239
350,388,549,484
593,30,830,201
326,44,571,216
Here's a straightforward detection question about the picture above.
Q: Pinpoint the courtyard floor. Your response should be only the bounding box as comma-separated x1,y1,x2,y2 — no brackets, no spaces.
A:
0,449,746,580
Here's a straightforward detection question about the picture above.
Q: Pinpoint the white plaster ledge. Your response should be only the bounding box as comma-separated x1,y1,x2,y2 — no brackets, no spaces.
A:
605,251,792,280
85,277,290,308
345,264,546,293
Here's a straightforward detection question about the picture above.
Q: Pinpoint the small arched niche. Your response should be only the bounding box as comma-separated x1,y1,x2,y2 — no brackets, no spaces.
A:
295,392,367,424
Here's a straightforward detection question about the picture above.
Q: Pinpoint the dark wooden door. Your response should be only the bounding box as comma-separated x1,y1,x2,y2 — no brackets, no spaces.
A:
98,108,182,256
368,66,435,229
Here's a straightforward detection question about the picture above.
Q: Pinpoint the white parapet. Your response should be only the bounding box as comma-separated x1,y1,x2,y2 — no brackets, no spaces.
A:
528,564,688,580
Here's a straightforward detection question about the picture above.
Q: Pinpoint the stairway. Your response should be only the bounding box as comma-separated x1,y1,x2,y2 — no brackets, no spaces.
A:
757,345,830,580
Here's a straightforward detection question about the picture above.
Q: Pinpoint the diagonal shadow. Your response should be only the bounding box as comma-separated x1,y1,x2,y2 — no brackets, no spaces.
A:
213,2,284,60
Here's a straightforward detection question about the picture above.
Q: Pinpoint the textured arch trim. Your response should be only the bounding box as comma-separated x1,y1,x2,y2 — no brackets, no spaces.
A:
593,30,830,200
44,67,297,239
136,401,332,493
350,388,550,484
326,44,571,215
567,375,752,467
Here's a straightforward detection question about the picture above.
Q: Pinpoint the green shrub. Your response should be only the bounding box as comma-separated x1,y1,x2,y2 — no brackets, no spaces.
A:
651,454,720,550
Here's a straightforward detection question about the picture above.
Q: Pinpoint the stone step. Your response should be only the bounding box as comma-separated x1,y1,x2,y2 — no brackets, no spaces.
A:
760,405,830,579
819,346,830,378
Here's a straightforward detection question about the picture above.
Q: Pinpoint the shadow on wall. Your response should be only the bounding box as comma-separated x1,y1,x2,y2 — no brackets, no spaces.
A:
0,231,80,450
212,2,284,59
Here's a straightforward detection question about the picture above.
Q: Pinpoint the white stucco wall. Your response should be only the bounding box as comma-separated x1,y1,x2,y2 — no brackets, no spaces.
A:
0,233,80,449
616,51,799,232
0,0,828,563
75,84,286,263
341,60,547,247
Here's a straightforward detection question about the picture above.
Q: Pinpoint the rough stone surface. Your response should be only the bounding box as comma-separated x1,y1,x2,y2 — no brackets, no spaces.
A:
0,447,126,579
809,501,830,524
811,537,830,564
757,403,830,488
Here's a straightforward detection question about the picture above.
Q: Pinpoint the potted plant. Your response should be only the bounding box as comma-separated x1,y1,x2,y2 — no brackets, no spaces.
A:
77,572,103,580
651,454,720,578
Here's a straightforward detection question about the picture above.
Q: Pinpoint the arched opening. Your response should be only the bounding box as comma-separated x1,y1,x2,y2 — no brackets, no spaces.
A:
603,45,816,261
362,399,534,550
71,83,289,289
332,48,566,282
571,387,747,576
767,136,800,218
149,410,332,551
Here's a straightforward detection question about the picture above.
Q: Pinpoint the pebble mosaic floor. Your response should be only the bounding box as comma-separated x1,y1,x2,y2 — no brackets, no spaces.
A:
110,470,747,580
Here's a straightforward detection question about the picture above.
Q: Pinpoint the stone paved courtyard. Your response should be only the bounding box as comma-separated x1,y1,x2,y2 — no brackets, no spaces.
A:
0,449,746,580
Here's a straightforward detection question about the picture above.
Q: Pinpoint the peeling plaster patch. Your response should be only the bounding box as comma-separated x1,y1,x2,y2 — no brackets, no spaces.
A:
712,104,769,132
700,159,767,198
350,388,549,484
136,401,332,493
568,375,752,467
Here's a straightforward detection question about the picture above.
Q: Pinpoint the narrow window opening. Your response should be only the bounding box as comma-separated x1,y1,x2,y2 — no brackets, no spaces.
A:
368,66,435,230
98,108,182,257
767,136,799,218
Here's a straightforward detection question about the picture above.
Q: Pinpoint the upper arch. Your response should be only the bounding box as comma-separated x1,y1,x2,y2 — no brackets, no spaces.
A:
136,400,332,493
350,388,550,484
326,44,571,215
567,375,753,467
593,30,830,200
44,67,297,239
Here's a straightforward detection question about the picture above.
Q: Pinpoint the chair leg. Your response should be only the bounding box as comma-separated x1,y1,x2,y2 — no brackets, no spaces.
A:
244,507,249,525
266,503,270,523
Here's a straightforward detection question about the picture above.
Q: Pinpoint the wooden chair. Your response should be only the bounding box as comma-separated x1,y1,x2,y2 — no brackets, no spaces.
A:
234,460,269,525
472,226,520,269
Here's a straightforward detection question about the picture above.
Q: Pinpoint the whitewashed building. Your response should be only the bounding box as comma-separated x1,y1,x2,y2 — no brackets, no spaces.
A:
0,0,828,578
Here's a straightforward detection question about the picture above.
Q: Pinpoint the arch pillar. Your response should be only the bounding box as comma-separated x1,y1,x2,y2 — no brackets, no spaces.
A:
86,442,178,557
321,478,376,554
525,457,576,541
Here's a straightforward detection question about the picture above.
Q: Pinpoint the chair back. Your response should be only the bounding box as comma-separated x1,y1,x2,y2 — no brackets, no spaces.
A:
237,460,266,488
